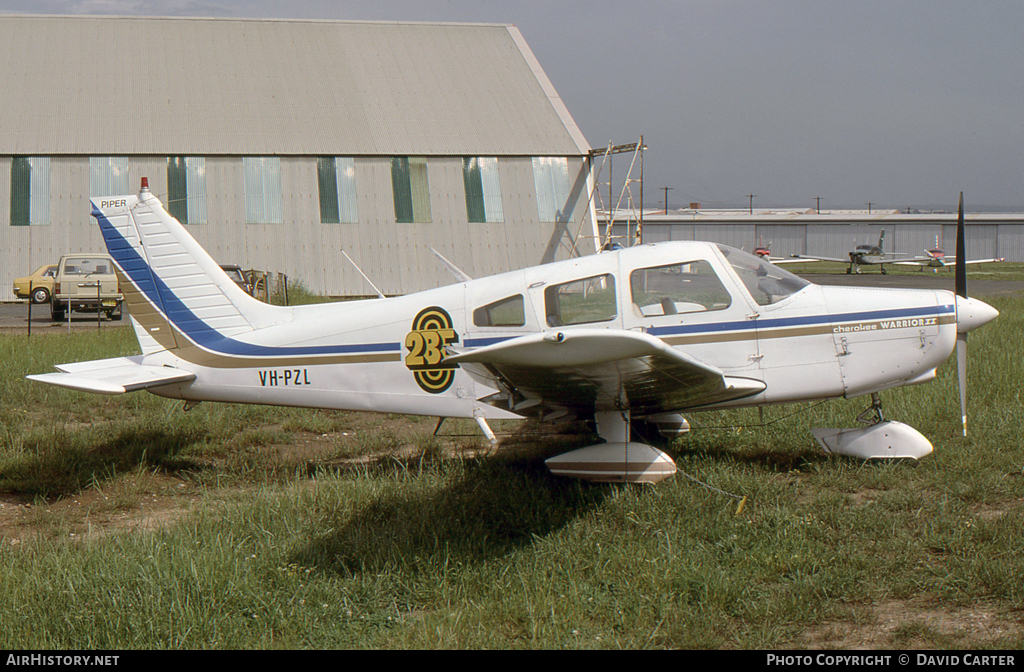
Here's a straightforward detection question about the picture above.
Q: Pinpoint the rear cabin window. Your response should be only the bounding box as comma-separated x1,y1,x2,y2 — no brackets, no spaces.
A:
544,274,617,326
629,260,731,317
474,294,526,327
62,258,110,275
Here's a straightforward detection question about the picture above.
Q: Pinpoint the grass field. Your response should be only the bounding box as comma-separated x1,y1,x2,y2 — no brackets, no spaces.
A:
0,289,1022,649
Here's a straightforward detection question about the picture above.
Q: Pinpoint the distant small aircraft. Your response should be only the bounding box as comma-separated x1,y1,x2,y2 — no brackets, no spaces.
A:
792,230,923,274
28,183,998,483
893,236,1004,272
753,238,809,266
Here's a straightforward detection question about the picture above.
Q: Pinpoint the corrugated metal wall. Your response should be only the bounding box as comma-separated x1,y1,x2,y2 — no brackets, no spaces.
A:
2,155,596,297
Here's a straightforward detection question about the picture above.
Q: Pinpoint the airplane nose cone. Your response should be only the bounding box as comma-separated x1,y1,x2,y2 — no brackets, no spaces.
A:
956,295,999,334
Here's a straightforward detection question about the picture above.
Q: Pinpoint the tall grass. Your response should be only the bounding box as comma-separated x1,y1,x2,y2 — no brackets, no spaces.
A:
0,296,1022,648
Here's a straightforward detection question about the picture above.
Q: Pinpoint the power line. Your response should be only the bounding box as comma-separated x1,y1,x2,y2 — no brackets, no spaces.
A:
660,186,673,215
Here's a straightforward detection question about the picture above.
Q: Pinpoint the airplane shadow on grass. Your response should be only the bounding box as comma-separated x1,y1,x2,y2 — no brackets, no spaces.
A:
286,422,837,576
1,425,213,500
288,427,624,575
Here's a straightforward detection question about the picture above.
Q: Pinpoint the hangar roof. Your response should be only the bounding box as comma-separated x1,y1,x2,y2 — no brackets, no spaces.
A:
0,15,590,156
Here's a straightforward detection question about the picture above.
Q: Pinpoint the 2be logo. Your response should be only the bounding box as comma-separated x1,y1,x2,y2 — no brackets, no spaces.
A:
404,307,459,393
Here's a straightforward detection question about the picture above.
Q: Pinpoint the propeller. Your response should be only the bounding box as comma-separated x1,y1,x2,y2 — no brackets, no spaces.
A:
951,194,1000,438
955,192,968,436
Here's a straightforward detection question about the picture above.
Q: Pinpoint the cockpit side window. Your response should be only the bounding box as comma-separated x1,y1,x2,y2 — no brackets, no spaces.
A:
717,244,810,306
544,274,617,326
629,261,731,317
473,294,526,327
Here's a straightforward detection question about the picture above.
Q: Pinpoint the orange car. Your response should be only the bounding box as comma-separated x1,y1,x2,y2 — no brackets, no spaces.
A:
12,264,57,304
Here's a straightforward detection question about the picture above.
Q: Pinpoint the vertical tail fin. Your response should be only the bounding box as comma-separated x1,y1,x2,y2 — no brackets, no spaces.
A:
92,179,282,354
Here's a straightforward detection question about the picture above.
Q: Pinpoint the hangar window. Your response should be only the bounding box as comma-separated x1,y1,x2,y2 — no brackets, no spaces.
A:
243,157,283,224
630,261,732,317
463,157,503,223
474,294,525,327
167,157,208,225
392,157,432,223
318,157,358,224
532,157,571,223
90,157,130,198
544,274,617,326
9,157,50,226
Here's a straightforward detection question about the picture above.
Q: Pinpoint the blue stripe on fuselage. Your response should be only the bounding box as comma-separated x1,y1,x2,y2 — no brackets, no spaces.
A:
464,305,954,349
94,209,400,358
646,304,954,338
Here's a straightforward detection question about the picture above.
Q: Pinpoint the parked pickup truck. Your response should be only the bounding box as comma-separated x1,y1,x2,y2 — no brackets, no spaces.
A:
50,253,123,321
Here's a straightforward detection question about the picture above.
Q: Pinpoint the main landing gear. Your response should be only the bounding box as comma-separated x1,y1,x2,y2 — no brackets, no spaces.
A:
544,411,678,483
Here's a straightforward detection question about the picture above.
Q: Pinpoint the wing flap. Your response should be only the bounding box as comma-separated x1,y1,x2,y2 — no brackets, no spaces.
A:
448,329,764,415
28,357,195,395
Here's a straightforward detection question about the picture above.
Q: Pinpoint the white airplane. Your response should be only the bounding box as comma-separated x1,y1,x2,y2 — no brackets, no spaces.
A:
893,236,1004,272
29,182,998,483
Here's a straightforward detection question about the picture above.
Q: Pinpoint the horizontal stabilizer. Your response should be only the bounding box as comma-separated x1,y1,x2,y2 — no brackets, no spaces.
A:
27,357,195,395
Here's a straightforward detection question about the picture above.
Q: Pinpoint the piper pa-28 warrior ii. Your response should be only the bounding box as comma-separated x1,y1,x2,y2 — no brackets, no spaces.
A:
29,182,998,484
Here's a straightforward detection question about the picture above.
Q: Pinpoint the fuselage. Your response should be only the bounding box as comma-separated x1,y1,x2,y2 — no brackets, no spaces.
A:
138,241,963,420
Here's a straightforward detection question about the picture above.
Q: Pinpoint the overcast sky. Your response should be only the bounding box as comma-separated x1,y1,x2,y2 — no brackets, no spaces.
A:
3,0,1023,211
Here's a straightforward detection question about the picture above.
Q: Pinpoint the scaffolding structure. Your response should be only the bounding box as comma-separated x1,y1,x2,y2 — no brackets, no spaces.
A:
570,137,646,256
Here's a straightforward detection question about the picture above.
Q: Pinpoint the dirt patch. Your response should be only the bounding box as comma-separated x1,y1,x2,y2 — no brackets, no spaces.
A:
0,412,492,546
803,598,1023,648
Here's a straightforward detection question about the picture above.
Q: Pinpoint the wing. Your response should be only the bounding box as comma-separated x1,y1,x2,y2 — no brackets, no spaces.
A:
446,329,765,417
769,256,818,265
893,255,1005,267
790,254,849,263
27,356,195,395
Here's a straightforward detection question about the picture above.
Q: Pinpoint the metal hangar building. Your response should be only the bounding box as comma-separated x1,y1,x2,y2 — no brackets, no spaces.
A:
0,15,596,297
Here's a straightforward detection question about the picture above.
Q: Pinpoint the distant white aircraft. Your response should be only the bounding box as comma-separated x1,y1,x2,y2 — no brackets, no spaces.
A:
893,236,1004,272
29,183,998,483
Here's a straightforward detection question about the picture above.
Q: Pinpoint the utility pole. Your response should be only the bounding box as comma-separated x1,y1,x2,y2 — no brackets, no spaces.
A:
813,196,822,214
661,186,673,215
866,202,873,214
747,194,757,214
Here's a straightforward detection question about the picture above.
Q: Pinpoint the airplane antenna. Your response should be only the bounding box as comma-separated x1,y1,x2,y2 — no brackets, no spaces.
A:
430,248,472,283
340,250,385,299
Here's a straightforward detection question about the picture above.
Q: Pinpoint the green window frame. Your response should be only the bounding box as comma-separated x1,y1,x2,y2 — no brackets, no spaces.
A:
391,156,431,223
167,156,208,224
317,157,358,224
463,157,503,223
10,157,50,226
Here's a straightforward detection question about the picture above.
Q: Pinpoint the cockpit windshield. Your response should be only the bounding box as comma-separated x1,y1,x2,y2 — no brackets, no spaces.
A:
717,245,810,306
